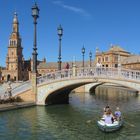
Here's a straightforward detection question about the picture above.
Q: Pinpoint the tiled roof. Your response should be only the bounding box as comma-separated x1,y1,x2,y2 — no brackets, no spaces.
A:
109,45,126,52
37,61,94,69
122,55,140,64
96,45,130,55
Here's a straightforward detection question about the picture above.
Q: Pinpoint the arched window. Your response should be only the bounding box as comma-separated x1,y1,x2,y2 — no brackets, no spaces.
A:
11,51,14,55
13,41,15,46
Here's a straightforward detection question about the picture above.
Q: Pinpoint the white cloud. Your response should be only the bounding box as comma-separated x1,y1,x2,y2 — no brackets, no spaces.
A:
52,0,91,18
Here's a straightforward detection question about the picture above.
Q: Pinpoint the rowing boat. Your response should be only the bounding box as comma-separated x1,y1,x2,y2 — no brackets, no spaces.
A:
97,119,123,132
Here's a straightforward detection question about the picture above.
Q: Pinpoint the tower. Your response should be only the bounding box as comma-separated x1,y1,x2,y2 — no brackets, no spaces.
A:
6,12,24,81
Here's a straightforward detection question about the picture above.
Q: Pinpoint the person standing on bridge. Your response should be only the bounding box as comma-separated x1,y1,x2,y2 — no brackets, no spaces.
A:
65,62,70,77
96,60,102,75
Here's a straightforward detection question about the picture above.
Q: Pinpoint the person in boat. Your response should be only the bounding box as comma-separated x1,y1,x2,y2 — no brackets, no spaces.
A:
104,108,114,124
103,105,110,116
114,107,121,121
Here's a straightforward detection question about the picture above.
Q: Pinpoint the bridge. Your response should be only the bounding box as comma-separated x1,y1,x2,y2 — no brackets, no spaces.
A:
1,67,140,105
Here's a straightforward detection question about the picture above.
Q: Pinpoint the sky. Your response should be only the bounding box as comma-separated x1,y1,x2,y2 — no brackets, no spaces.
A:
0,0,140,66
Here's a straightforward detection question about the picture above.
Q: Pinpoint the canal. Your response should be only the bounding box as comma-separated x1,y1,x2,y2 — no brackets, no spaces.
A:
0,85,140,140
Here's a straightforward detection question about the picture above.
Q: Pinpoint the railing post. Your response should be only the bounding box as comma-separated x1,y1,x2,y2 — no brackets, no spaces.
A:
31,72,37,102
72,63,77,77
118,64,121,78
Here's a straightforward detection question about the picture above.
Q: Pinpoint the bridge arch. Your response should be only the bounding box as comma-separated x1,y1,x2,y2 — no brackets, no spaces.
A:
85,78,140,94
45,83,86,105
37,78,96,105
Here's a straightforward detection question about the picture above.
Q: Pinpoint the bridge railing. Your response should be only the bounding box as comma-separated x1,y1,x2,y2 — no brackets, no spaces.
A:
37,69,73,85
37,67,140,85
0,80,31,99
76,67,119,78
120,68,140,80
11,80,31,96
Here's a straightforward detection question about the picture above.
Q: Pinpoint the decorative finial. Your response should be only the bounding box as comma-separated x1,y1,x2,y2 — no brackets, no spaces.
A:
96,47,99,53
13,11,18,23
43,57,46,62
110,43,113,47
14,11,17,16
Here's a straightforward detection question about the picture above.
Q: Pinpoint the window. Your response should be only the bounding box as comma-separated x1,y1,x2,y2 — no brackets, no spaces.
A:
14,77,16,81
114,56,118,61
115,64,118,68
105,57,108,62
98,58,101,62
102,58,104,62
13,41,16,46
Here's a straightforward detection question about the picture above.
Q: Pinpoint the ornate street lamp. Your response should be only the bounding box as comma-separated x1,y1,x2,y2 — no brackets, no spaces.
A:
32,3,39,73
57,25,63,71
82,46,85,69
89,51,92,67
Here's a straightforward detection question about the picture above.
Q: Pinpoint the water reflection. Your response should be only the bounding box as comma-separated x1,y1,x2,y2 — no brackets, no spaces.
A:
93,85,140,113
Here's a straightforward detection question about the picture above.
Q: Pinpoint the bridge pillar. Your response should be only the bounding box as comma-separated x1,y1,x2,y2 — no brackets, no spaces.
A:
72,63,77,77
31,73,37,102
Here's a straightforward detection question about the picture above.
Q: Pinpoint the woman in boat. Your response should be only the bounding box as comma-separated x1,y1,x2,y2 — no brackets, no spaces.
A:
104,108,114,124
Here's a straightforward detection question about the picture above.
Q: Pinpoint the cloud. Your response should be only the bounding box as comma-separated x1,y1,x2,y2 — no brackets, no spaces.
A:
52,0,91,18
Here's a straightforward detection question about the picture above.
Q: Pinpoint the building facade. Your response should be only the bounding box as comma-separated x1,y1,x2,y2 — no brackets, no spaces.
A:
95,45,131,68
122,55,140,70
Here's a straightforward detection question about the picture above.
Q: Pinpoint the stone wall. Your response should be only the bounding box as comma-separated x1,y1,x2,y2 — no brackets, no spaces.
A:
15,89,36,102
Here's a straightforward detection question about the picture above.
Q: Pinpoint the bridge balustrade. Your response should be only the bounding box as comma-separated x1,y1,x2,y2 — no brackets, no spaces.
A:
11,81,31,96
37,67,140,85
37,69,73,85
1,67,140,97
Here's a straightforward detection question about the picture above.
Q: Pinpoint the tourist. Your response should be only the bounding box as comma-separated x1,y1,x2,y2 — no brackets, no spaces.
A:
114,107,121,121
104,109,114,124
103,105,110,115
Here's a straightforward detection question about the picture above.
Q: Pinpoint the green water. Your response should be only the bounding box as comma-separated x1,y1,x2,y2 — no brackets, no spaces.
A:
0,86,140,140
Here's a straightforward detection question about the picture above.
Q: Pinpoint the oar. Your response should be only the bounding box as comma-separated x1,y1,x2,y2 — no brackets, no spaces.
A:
122,116,135,127
86,120,92,123
86,117,98,124
124,121,135,127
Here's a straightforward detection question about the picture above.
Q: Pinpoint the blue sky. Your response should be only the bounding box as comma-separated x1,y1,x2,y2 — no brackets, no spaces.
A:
0,0,140,66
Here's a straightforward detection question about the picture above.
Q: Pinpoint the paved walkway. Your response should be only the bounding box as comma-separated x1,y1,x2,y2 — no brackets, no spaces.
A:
0,101,36,112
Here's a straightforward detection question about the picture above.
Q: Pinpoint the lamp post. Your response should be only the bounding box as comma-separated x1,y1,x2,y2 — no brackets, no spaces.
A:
82,46,85,72
89,51,92,67
57,25,63,71
32,3,39,73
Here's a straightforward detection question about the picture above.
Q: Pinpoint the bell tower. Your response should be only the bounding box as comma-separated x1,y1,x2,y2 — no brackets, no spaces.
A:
6,12,24,81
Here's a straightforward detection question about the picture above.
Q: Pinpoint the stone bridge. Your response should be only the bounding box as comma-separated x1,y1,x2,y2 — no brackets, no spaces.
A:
4,67,140,105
